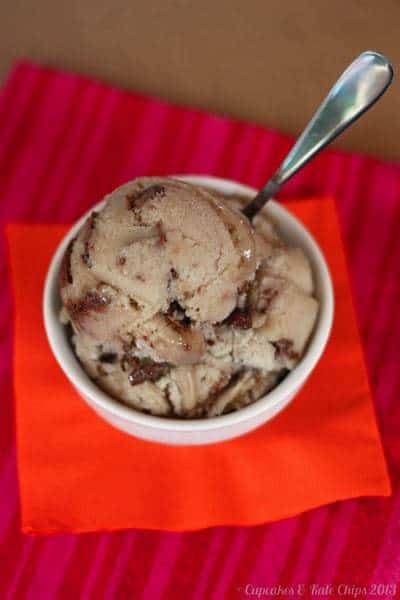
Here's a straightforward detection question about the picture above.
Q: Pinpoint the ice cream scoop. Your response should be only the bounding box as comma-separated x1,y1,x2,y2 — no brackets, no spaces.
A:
59,177,319,417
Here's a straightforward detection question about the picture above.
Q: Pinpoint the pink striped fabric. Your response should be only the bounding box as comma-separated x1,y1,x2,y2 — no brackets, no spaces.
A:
1,61,399,598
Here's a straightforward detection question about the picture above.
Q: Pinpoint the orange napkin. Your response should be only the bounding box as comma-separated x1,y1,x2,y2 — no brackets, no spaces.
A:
7,197,390,534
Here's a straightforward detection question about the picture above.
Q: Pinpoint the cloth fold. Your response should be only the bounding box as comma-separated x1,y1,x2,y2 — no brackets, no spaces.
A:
6,195,390,534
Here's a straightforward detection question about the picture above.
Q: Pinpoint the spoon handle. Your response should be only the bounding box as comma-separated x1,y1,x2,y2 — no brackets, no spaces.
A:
243,51,393,220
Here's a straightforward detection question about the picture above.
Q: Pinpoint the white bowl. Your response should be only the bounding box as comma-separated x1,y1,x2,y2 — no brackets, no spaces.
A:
43,175,334,445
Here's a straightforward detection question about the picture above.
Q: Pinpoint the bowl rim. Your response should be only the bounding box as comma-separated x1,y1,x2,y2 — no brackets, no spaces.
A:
43,175,334,432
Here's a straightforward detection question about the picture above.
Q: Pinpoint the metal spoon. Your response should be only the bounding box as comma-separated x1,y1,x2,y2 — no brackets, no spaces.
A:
243,51,394,220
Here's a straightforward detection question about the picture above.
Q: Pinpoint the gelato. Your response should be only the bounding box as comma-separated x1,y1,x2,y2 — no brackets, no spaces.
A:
59,177,318,417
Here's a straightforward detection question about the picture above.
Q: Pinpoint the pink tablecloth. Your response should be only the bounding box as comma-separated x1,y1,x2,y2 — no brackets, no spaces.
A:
1,62,399,598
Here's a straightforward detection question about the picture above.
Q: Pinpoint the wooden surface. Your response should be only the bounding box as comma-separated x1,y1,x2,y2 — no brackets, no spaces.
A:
0,1,398,160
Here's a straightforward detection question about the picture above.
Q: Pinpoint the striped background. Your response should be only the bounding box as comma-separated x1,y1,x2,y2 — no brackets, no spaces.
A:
1,62,399,598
